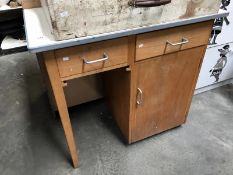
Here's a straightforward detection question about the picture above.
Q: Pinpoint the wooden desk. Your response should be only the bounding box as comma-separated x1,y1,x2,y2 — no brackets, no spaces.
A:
23,5,228,168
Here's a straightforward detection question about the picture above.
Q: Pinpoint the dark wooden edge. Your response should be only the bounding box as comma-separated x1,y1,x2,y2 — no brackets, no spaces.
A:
22,0,41,9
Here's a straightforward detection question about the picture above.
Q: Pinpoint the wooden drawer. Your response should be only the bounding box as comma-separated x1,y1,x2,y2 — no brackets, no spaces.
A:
55,38,128,78
135,21,213,61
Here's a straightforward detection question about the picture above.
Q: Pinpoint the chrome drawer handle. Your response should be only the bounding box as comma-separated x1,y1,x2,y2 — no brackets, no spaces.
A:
137,88,143,105
82,53,109,64
166,38,189,46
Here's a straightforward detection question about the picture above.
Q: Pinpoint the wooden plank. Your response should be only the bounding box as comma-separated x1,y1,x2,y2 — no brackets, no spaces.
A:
103,68,131,143
103,36,136,144
22,0,41,9
37,53,58,110
61,63,128,81
42,51,79,168
41,0,221,40
128,35,137,144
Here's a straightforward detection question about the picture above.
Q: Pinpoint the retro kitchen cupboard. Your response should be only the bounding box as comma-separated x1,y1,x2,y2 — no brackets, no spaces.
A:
196,0,233,90
105,22,212,143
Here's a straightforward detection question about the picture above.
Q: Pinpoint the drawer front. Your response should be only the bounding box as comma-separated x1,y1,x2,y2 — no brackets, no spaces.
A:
135,21,213,61
55,38,128,78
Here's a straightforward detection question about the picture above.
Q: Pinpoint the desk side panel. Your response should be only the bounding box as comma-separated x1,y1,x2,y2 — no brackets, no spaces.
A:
103,68,131,143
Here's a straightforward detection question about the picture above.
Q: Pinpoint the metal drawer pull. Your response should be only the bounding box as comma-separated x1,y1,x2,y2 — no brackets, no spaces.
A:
137,88,143,105
166,38,189,46
82,53,109,64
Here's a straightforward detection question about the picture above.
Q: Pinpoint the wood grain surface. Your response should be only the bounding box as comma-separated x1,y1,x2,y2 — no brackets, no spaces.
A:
40,0,220,40
132,46,206,142
135,21,213,61
43,51,79,168
22,0,41,9
55,38,129,78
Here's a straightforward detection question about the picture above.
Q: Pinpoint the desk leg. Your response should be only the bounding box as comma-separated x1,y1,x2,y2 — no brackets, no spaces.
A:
43,51,79,168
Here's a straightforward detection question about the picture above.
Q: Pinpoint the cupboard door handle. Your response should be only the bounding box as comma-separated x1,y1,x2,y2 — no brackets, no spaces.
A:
129,0,171,7
137,88,143,105
82,53,109,64
166,38,189,46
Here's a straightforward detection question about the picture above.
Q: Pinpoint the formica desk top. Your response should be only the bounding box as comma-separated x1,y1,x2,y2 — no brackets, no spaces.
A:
23,8,229,53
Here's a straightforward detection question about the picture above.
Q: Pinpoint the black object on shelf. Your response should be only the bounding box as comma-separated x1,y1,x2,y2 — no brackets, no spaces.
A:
0,6,27,56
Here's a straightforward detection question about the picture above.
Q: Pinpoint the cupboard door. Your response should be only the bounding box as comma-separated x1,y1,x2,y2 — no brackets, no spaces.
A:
132,46,206,142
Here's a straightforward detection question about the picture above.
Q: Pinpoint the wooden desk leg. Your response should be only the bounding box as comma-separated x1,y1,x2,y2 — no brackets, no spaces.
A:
42,51,79,168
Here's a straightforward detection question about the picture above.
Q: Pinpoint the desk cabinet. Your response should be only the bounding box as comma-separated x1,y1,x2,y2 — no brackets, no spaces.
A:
132,46,206,142
105,22,212,143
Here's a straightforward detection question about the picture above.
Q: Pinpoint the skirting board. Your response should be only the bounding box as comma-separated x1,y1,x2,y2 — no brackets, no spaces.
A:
194,78,233,95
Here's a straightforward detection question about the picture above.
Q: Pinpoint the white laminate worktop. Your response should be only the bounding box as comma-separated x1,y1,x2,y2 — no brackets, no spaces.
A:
23,8,229,53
